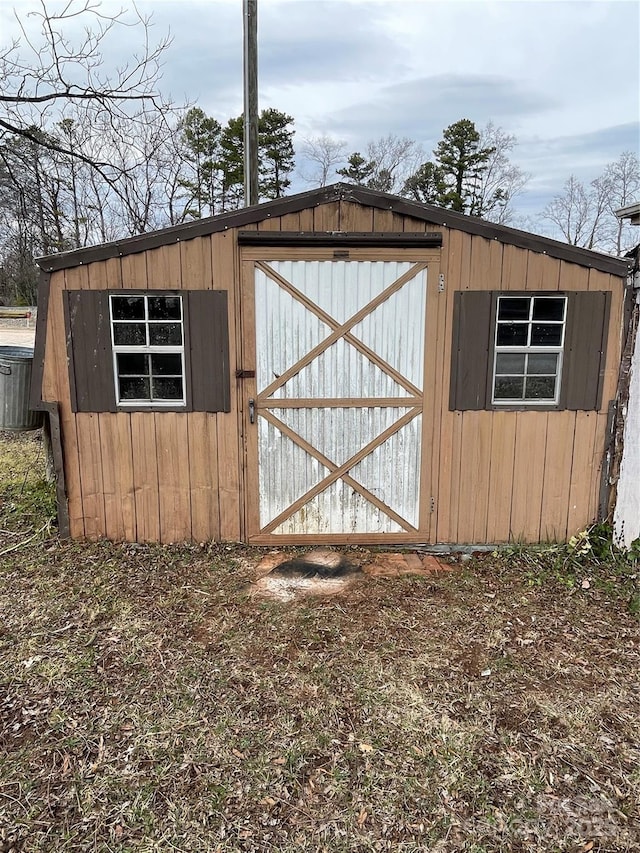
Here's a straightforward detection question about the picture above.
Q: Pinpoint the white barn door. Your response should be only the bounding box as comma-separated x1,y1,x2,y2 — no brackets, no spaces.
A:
244,256,431,542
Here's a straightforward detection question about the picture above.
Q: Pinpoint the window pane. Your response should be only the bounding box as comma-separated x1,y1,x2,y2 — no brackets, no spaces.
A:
527,353,558,375
148,296,181,321
525,376,556,399
494,376,524,399
113,323,146,345
495,353,525,374
531,323,563,346
111,297,145,321
498,298,530,320
119,377,150,400
497,323,528,346
149,323,182,345
151,354,182,376
117,353,148,376
533,298,565,322
152,377,183,400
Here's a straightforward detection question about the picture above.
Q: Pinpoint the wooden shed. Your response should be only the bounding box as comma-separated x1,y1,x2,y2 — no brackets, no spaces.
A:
30,183,632,546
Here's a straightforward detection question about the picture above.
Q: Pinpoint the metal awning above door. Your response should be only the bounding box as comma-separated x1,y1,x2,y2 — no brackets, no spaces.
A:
237,231,443,247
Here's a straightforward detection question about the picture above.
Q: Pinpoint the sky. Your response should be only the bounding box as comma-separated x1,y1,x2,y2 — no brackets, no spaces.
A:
2,0,639,228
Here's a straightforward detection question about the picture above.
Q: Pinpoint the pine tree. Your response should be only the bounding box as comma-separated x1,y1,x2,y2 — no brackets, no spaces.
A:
402,161,446,204
337,152,375,185
219,116,245,212
433,119,493,213
258,108,295,199
179,107,222,218
217,110,295,208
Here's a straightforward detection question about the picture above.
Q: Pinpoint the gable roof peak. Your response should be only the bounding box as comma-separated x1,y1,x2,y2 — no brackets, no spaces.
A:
36,181,631,278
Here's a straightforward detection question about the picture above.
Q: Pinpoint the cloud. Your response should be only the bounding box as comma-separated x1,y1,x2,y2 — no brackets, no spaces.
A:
142,0,406,120
520,123,640,191
319,73,554,149
1,0,637,222
260,1,406,85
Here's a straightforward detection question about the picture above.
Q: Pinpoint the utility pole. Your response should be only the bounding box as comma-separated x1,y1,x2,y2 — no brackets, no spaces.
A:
243,0,258,207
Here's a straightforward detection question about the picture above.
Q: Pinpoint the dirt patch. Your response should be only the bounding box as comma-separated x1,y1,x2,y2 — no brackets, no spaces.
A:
249,548,362,600
249,573,360,602
363,551,451,577
250,549,453,600
271,548,360,578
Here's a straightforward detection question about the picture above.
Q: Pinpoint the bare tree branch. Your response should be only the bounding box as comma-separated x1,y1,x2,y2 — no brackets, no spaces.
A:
473,122,530,224
1,0,178,175
542,153,639,255
299,134,346,187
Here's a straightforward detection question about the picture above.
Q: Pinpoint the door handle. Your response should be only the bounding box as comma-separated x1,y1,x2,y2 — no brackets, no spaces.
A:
249,398,255,424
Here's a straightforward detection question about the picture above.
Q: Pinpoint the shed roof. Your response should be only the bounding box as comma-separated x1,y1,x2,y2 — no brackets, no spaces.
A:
36,183,631,278
616,202,640,225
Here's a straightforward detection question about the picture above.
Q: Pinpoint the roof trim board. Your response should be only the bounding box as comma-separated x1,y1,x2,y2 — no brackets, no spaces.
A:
36,183,631,277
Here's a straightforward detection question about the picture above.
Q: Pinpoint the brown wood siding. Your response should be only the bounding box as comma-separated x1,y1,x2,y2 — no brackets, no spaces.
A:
54,269,84,537
212,230,242,541
41,233,242,542
38,199,626,544
340,200,374,232
436,242,624,543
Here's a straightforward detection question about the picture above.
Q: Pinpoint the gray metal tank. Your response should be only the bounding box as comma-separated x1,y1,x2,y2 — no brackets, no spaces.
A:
0,346,43,431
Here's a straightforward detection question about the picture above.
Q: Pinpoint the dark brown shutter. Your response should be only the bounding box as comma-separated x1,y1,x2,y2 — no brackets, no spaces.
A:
562,291,611,411
187,291,231,413
449,291,493,411
64,290,117,413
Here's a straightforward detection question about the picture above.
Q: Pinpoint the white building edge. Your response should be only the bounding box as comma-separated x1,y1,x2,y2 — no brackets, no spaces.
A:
613,203,640,548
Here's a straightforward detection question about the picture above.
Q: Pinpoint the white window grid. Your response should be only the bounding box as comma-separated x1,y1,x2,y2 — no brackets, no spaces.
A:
109,294,186,407
492,295,567,406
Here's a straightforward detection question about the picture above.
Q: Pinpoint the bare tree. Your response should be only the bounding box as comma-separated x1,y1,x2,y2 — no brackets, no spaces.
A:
338,134,423,193
473,122,530,223
542,176,605,248
0,0,176,182
299,134,347,186
365,134,423,193
100,108,186,235
542,153,639,254
604,151,640,255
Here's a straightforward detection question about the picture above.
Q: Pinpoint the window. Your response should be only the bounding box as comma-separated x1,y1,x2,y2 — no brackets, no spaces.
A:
110,294,186,405
449,290,610,412
65,289,230,414
492,295,567,405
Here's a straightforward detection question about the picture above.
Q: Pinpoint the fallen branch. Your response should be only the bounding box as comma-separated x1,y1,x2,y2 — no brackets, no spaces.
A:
0,521,52,556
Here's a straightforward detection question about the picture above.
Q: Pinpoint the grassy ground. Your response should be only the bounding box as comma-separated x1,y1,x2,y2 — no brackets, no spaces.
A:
0,432,638,852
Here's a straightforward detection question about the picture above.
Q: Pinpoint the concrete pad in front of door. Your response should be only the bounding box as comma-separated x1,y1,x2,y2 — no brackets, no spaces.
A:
248,548,453,602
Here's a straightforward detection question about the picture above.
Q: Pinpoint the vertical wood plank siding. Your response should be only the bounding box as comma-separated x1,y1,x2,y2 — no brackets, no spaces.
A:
213,230,242,541
39,199,625,543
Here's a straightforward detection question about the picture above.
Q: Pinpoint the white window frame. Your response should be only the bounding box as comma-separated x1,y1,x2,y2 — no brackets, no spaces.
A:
492,295,567,406
109,293,186,407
